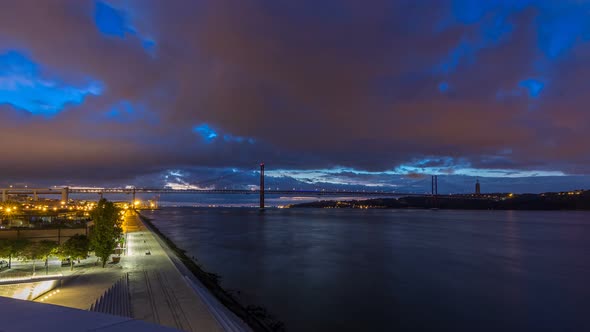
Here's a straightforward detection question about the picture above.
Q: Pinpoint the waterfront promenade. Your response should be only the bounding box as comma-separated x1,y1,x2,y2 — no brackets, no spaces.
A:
40,211,230,331
122,212,224,331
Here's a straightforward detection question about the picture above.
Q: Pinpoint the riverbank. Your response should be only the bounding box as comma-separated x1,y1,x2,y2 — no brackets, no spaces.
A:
289,191,590,210
137,212,283,332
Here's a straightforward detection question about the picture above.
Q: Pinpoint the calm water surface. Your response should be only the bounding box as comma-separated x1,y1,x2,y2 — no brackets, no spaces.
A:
145,208,590,331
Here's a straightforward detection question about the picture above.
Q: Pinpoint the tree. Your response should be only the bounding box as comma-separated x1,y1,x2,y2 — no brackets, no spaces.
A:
22,240,57,275
90,199,122,268
59,235,89,271
38,240,59,274
0,238,30,269
0,239,11,266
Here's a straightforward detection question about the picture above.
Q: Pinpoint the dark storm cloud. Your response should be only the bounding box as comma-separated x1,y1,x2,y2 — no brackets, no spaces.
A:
1,0,590,189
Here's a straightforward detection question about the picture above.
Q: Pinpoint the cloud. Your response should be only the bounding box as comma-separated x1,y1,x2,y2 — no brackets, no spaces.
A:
0,0,590,190
193,124,218,142
0,51,102,115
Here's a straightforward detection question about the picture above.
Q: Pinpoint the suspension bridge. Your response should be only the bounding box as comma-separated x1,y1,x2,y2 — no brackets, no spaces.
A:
1,164,474,208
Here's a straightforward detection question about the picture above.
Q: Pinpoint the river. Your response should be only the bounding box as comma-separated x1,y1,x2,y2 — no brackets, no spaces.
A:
145,208,590,331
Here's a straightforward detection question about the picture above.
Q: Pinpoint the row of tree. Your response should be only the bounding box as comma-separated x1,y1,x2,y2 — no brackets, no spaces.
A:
0,235,89,272
0,198,123,271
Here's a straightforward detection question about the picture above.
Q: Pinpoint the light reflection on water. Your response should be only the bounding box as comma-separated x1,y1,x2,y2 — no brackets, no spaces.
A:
147,208,590,332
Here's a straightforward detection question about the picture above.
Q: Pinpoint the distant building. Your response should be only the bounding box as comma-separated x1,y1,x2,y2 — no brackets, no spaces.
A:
475,179,481,195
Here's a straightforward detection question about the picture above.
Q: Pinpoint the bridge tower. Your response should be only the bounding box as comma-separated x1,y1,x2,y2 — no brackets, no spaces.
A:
260,163,265,209
1,189,6,202
431,175,438,207
61,187,69,203
435,175,438,195
431,175,438,195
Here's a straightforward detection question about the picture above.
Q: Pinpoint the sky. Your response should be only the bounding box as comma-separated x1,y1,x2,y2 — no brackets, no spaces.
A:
1,0,590,194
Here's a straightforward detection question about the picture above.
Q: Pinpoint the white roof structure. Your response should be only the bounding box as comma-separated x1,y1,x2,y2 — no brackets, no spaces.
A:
0,296,179,332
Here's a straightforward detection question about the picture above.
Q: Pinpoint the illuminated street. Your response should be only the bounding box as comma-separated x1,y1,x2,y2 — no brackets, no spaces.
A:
0,204,246,331
121,212,224,331
37,211,225,331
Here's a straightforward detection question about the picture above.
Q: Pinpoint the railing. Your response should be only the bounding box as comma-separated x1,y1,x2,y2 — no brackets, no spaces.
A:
0,272,63,285
0,271,31,280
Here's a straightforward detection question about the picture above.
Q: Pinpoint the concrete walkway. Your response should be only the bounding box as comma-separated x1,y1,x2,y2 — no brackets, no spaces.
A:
40,265,123,309
121,212,224,332
37,211,226,332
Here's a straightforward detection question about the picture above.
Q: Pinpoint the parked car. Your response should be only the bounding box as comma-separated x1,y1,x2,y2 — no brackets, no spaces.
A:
0,260,8,269
61,258,75,267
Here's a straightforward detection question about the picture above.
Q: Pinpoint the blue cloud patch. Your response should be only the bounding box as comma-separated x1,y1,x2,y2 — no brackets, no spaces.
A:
536,3,590,59
438,81,450,93
93,2,158,58
519,78,545,98
193,124,218,142
0,51,102,116
104,100,135,123
193,123,255,144
94,1,128,37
